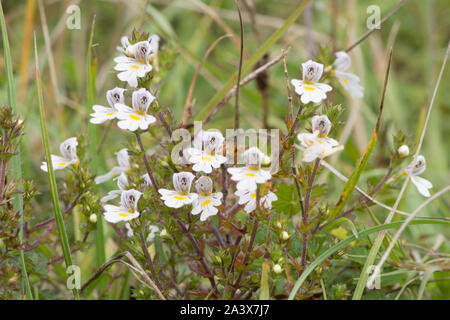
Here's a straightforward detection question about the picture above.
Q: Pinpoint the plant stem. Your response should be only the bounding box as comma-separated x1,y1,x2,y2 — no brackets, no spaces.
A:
138,230,163,290
135,132,159,190
174,215,218,295
234,0,244,130
299,159,320,275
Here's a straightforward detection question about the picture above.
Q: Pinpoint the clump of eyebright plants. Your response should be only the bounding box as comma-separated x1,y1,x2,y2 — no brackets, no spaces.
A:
2,26,441,300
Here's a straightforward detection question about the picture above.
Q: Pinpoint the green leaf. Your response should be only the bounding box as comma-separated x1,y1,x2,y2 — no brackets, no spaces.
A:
272,183,300,215
259,261,270,300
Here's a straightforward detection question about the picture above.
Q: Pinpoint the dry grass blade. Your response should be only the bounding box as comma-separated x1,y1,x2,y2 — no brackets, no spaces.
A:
195,0,311,122
234,0,244,130
181,34,231,126
345,0,408,52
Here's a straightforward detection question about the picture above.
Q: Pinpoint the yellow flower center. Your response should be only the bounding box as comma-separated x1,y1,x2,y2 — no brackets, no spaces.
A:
129,114,141,121
201,200,211,207
340,77,348,84
303,86,316,91
118,213,130,217
130,65,141,71
201,156,212,162
58,162,67,166
174,196,186,200
200,192,211,197
127,209,134,213
245,172,256,177
250,193,256,199
138,59,145,64
106,112,115,116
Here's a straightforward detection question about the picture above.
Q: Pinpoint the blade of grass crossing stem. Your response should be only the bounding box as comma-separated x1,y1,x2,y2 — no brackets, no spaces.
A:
86,16,107,293
194,0,311,121
329,49,392,220
0,2,33,300
34,34,79,299
287,218,450,300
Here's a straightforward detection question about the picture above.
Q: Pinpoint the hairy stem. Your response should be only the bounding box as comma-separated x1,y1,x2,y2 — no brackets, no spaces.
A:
135,132,159,190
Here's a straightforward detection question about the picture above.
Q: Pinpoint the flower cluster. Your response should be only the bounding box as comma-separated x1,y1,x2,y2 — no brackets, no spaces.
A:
90,88,157,132
297,115,343,162
228,147,277,213
114,34,159,87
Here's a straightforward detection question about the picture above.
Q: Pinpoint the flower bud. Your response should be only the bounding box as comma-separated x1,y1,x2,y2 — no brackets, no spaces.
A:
276,221,282,229
213,255,222,265
281,231,290,240
89,214,97,224
398,145,409,157
273,264,283,274
160,228,170,239
262,155,271,166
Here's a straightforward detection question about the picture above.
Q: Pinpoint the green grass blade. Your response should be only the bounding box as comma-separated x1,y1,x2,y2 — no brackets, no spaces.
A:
329,49,393,220
194,0,311,121
288,218,450,300
86,16,107,294
0,2,33,300
417,267,438,300
34,35,79,299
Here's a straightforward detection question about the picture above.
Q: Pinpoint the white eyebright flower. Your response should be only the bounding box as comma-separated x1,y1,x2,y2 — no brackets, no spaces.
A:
104,189,142,223
227,147,272,191
404,155,432,197
191,176,223,221
291,60,332,104
158,172,198,208
90,88,126,124
185,130,227,174
95,148,130,184
100,173,129,203
40,137,79,172
297,115,343,162
117,35,159,59
235,189,278,213
115,88,157,131
332,51,364,98
114,41,153,87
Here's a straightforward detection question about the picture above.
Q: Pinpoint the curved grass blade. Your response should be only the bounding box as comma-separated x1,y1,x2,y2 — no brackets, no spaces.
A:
329,48,393,220
194,0,311,121
34,34,79,299
0,2,33,300
288,218,450,300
